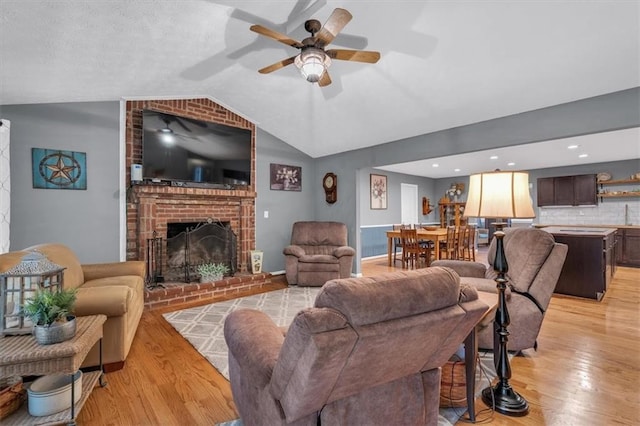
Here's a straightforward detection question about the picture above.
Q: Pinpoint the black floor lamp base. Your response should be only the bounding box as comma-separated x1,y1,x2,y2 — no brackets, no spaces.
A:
481,383,529,417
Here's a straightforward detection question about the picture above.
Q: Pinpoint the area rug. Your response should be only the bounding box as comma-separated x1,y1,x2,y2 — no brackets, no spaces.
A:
163,287,499,425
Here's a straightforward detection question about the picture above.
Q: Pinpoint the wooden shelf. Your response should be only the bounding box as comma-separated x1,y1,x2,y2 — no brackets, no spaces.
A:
3,370,103,425
599,192,640,198
599,179,640,185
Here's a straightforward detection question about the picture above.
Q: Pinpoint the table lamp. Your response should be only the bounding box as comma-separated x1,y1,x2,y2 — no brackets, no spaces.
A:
463,170,535,416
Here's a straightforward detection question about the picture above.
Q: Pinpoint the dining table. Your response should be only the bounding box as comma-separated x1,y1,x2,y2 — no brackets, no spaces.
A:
386,227,449,266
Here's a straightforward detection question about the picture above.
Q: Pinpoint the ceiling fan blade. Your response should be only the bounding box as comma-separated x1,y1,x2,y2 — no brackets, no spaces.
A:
174,118,192,133
250,25,304,49
326,49,381,63
318,70,332,87
316,8,352,47
258,56,297,74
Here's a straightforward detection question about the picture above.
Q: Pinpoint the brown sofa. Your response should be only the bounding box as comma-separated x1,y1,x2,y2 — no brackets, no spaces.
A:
0,243,145,369
224,267,489,425
283,221,355,286
432,227,568,352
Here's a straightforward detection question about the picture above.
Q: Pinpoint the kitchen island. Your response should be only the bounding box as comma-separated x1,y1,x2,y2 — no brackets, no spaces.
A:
541,227,617,301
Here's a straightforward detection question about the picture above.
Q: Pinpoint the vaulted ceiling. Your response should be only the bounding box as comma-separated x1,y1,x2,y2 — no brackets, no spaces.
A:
1,1,638,176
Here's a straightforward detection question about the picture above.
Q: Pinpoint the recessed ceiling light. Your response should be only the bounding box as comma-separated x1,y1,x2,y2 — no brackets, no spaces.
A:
432,163,439,168
507,162,515,166
579,153,588,158
454,168,461,172
490,155,498,160
567,145,579,149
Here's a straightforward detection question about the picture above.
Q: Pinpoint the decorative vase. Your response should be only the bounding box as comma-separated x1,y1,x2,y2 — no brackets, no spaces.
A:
33,315,76,345
250,250,264,274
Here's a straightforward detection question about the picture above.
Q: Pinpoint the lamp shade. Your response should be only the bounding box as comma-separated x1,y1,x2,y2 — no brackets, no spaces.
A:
463,170,535,219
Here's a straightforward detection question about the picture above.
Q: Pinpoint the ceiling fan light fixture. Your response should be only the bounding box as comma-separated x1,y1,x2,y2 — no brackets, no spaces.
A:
157,126,176,144
295,48,331,83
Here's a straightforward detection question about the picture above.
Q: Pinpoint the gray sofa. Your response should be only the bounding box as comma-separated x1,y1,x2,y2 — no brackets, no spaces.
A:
283,221,355,286
224,267,489,425
432,227,568,352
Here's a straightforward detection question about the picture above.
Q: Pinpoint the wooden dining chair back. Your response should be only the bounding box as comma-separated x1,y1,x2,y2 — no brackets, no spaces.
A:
393,224,410,264
459,225,476,261
439,226,457,260
456,226,468,260
400,228,432,269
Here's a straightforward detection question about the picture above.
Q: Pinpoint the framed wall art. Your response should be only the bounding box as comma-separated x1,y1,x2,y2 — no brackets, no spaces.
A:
32,148,87,190
270,163,301,191
370,174,387,209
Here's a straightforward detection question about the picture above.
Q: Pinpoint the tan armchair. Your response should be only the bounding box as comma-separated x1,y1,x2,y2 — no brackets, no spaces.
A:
432,227,568,351
283,221,355,286
21,243,145,370
224,267,489,425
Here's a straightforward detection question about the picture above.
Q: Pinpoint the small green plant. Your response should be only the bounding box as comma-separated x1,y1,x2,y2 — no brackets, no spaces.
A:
197,262,229,279
22,288,77,327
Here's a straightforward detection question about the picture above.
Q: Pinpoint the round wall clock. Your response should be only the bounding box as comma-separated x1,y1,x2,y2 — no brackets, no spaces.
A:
323,172,337,204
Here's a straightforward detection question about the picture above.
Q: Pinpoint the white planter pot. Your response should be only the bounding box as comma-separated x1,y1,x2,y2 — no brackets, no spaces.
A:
27,370,82,416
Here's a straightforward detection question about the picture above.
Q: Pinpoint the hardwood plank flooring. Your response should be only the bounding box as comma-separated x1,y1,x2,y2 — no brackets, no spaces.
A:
78,255,640,425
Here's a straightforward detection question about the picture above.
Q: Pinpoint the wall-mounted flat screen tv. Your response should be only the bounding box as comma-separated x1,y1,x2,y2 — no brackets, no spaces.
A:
142,110,252,186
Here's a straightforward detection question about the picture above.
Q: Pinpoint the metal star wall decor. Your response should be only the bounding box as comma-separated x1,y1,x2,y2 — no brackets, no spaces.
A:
32,148,87,190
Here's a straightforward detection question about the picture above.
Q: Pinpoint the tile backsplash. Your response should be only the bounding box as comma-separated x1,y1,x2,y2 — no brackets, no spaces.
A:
538,200,639,226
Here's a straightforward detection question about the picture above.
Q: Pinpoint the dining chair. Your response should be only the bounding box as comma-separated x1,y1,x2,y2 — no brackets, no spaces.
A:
439,226,457,260
392,224,410,264
456,226,468,260
415,224,435,251
458,225,476,261
400,228,432,269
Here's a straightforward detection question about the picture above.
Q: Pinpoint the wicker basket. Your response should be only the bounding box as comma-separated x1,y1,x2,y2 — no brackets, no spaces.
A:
439,359,467,408
0,376,25,420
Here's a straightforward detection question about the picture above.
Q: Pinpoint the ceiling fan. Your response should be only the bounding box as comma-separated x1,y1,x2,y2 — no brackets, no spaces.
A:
250,8,380,87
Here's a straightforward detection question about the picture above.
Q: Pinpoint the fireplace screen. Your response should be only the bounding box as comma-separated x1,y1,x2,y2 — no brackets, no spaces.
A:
159,220,237,283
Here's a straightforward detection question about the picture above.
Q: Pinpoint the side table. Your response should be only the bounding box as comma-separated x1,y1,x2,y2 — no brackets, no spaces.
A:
0,314,107,425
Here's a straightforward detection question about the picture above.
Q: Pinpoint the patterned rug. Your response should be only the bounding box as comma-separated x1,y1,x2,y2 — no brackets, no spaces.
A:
163,287,499,425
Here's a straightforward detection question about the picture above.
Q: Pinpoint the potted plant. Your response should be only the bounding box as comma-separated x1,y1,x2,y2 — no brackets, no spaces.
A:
22,288,77,345
197,262,229,283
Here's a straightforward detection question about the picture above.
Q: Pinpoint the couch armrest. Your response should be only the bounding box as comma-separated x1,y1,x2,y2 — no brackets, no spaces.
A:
430,260,486,278
82,261,145,281
333,246,356,258
283,245,305,258
74,285,132,317
224,309,284,388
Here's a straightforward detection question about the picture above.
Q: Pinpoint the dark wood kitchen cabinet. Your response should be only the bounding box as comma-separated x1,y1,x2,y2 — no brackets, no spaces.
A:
542,227,617,301
537,177,555,206
617,228,640,267
553,176,575,205
537,174,597,206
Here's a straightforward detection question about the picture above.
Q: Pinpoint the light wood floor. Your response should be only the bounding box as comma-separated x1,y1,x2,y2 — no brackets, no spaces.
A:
78,256,640,425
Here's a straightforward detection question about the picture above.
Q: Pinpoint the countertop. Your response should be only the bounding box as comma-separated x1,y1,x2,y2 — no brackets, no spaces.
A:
535,224,639,230
540,226,617,237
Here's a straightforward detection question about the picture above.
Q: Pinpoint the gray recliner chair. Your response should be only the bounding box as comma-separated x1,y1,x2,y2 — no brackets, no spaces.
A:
432,227,568,351
224,267,489,425
283,221,355,286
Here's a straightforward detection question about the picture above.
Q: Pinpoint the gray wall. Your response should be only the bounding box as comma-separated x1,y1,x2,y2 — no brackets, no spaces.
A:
359,167,437,226
254,128,315,272
1,102,121,262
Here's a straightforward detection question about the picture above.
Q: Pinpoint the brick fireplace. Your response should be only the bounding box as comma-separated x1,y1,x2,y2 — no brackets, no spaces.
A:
125,98,270,308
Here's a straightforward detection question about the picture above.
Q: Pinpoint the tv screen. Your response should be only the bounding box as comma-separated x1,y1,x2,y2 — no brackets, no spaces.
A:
142,110,252,187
